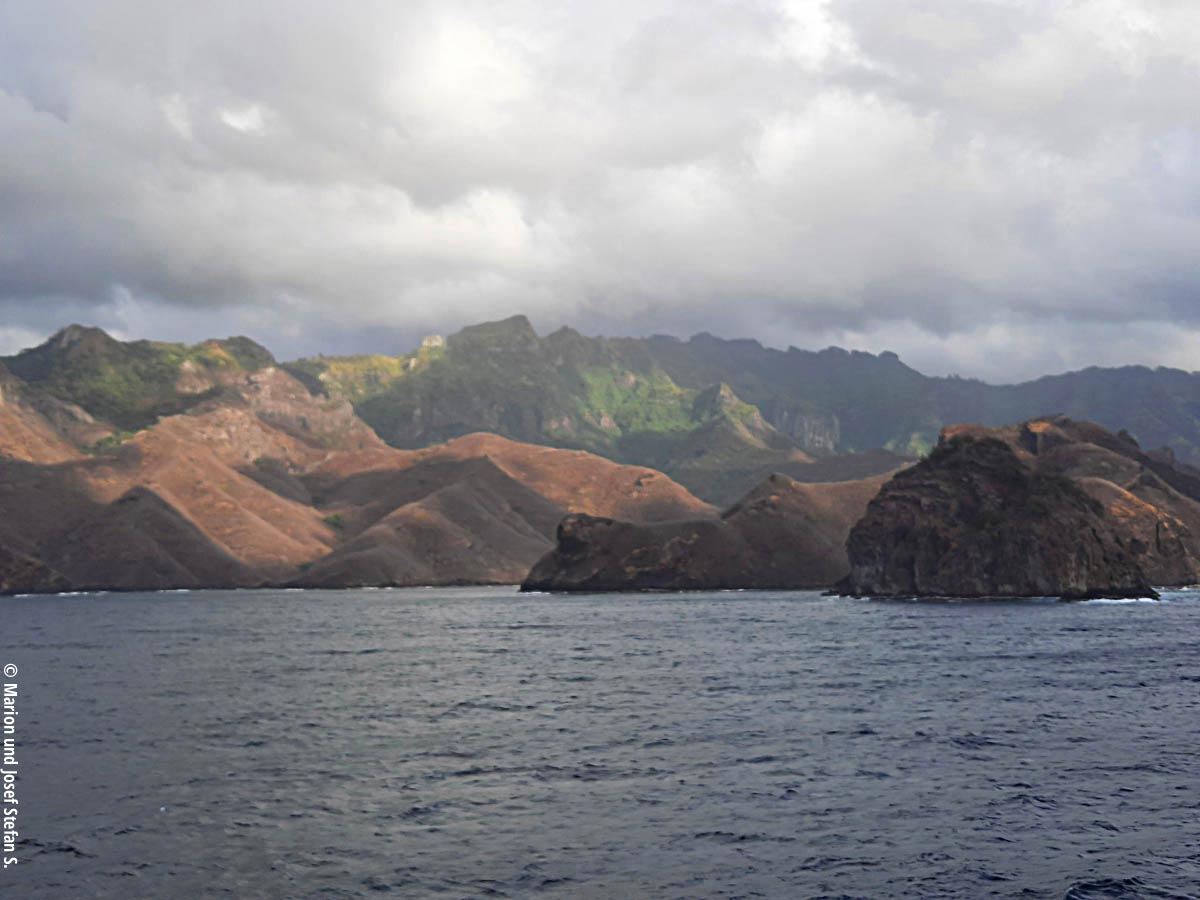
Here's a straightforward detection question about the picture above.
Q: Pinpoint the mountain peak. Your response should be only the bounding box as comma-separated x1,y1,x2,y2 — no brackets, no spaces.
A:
45,323,118,353
4,324,121,384
687,332,764,351
450,314,539,349
209,336,276,369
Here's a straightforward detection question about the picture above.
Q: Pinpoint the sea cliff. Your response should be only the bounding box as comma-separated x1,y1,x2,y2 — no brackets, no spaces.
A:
839,435,1156,599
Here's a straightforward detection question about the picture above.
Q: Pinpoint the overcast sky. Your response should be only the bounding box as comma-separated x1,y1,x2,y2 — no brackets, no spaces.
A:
1,0,1198,381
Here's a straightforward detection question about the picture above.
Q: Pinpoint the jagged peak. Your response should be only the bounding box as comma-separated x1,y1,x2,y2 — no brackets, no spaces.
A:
690,384,773,430
207,335,276,369
719,471,810,521
450,314,539,347
542,325,590,351
33,324,118,356
691,382,740,416
3,324,122,384
48,323,115,346
687,332,765,351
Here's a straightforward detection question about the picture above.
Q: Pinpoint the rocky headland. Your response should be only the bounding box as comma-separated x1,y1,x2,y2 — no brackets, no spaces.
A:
839,433,1156,599
525,415,1200,598
941,417,1200,588
521,473,890,592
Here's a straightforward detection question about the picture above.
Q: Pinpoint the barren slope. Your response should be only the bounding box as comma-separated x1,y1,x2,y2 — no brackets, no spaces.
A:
0,367,713,592
522,472,888,592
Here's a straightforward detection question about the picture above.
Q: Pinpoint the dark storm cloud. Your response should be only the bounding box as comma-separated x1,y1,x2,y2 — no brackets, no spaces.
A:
1,0,1199,378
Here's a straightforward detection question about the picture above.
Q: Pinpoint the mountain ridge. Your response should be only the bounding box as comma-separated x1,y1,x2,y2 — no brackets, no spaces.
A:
284,315,1200,472
8,316,1200,490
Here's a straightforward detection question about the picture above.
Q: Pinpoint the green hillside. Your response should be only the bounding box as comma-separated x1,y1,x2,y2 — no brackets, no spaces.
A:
288,316,817,483
2,325,275,430
291,315,1200,471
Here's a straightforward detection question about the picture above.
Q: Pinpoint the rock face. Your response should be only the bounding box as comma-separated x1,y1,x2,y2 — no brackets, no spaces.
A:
521,473,890,592
840,435,1156,599
0,544,70,595
944,417,1200,587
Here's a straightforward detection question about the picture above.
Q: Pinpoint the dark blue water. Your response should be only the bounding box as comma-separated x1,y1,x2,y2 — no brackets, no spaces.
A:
1,587,1198,899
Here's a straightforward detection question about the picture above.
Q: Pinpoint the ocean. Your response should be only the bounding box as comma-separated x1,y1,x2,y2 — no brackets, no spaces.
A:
1,586,1198,899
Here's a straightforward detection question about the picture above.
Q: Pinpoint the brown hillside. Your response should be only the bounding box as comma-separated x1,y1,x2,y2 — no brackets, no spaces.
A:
0,366,712,592
296,459,564,588
53,487,260,590
522,472,887,592
0,364,83,463
307,432,714,523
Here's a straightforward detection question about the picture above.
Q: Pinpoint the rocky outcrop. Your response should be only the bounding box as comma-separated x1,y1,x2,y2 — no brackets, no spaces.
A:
0,544,70,595
840,435,1156,599
943,417,1200,587
767,407,841,455
234,366,383,452
521,473,889,592
522,514,733,592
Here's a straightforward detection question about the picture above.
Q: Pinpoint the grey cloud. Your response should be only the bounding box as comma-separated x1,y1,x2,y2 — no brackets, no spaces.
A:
1,0,1199,377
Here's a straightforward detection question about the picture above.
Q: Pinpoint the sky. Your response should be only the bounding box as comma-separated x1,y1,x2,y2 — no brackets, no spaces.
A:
1,0,1199,382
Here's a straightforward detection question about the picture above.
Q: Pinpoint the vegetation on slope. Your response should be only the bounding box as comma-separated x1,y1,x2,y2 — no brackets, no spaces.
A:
288,316,820,497
289,316,1200,470
284,339,445,402
2,325,276,430
12,315,1200,491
